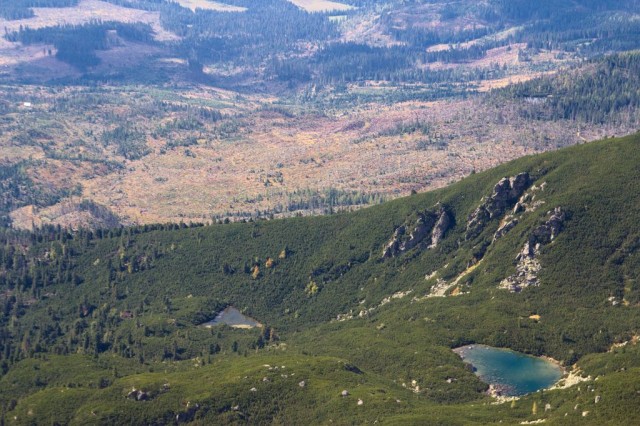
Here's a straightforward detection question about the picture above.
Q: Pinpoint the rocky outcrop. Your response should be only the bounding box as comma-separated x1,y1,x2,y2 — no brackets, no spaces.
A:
400,214,435,253
513,181,547,214
382,205,452,258
500,207,566,292
430,207,452,248
493,218,519,242
492,181,548,243
529,206,565,245
465,173,530,240
382,226,405,258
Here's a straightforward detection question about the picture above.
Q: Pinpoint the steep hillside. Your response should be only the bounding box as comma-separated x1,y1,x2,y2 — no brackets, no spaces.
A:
1,132,640,423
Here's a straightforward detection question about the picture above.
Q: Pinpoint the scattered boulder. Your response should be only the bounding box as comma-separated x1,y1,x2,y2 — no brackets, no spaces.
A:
382,205,452,258
126,388,149,401
466,173,530,240
341,390,349,397
357,399,364,406
298,381,306,388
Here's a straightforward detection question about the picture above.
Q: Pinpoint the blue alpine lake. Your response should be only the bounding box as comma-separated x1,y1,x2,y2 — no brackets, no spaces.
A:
454,344,564,396
202,306,261,329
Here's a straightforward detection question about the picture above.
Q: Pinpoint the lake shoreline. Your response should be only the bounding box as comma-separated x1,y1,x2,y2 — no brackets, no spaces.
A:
453,344,565,397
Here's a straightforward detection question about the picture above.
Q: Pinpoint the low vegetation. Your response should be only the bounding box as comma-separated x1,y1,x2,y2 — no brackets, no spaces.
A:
0,133,639,423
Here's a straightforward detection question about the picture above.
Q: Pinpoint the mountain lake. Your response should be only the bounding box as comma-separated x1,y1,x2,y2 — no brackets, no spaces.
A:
454,344,564,396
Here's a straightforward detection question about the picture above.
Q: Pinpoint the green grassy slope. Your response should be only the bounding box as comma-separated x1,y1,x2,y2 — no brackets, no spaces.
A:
1,132,640,424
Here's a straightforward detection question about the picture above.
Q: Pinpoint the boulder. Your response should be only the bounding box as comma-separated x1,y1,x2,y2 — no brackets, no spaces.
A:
126,388,149,401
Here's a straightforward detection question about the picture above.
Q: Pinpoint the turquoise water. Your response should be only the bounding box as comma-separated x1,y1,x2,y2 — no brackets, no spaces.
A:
202,306,261,328
454,345,563,396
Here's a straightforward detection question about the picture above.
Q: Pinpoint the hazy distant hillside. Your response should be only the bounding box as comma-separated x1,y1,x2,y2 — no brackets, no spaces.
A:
1,1,640,230
2,0,640,87
1,49,638,229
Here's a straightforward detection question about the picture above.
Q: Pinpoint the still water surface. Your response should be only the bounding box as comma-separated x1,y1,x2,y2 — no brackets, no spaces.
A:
454,344,563,396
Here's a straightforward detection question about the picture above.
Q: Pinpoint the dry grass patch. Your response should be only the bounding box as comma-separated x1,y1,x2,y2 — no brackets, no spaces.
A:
1,83,635,227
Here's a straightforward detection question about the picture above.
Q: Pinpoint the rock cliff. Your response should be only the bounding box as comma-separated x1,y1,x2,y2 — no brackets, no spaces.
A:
465,173,530,240
382,205,452,258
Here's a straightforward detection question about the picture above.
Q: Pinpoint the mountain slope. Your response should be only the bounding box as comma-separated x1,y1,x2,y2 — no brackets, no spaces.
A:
1,132,640,423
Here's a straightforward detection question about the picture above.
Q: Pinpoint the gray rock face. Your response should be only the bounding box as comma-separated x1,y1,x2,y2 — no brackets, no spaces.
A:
465,173,530,240
400,213,437,253
531,207,565,245
493,218,519,242
382,205,452,258
382,226,405,258
500,207,566,292
430,207,452,248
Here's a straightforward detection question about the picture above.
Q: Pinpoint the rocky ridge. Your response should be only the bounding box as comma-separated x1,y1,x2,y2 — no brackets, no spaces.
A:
500,207,566,292
493,181,547,242
382,204,452,258
465,173,530,240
